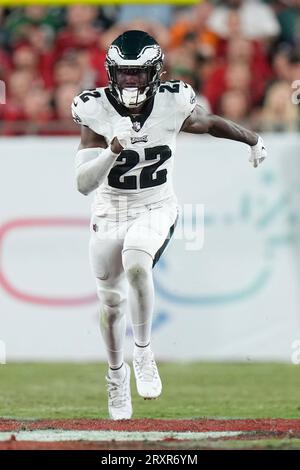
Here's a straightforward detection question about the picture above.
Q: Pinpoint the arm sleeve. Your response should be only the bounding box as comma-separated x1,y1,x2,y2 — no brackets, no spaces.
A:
75,147,119,195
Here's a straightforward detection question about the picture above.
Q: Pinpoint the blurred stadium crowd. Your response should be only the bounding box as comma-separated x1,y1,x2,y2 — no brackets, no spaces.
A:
0,0,300,135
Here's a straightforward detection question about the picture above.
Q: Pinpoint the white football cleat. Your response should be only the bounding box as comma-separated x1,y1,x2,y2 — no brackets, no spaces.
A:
106,363,132,420
133,350,162,399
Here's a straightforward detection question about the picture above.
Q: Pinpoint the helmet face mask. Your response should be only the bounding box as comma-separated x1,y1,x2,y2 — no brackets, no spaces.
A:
105,30,164,108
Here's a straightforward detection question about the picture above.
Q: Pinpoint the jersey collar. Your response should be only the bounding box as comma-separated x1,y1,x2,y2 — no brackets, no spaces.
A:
105,88,155,131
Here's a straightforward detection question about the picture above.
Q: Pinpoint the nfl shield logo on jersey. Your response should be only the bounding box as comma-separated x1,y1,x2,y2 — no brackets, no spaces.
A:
132,121,141,132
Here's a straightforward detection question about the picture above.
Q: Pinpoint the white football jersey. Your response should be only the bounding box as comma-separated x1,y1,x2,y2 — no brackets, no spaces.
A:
72,81,196,216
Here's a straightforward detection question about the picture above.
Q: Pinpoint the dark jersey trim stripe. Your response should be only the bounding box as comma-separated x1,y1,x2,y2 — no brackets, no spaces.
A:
152,215,178,268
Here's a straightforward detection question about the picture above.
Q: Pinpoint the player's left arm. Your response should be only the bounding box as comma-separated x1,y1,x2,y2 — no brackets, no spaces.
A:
181,104,267,168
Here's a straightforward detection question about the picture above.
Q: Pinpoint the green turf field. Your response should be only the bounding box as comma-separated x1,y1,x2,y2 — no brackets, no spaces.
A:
1,362,300,419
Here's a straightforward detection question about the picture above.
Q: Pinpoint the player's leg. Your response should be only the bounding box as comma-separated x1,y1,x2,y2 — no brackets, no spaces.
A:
122,249,154,351
122,203,178,399
89,220,132,419
90,229,127,373
122,248,160,399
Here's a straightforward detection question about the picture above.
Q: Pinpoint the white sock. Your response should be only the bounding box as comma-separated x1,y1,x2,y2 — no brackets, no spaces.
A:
134,343,151,358
109,363,126,381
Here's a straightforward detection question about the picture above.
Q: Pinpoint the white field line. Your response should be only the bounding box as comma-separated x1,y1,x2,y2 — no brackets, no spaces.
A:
0,430,243,442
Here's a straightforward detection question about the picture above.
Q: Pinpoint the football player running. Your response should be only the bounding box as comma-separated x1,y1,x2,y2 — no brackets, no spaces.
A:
72,30,266,420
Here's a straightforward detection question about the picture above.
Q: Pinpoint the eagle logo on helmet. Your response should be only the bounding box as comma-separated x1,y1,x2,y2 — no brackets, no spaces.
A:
105,30,164,108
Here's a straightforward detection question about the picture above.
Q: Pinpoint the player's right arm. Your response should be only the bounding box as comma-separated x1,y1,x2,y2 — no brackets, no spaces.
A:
174,81,266,168
181,104,266,168
73,94,132,195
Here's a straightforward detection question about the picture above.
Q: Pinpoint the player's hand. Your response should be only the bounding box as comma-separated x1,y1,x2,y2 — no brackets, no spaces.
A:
249,135,267,168
110,117,132,154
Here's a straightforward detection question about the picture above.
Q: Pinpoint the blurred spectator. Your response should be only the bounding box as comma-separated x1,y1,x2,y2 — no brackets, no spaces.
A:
271,45,292,82
207,0,280,41
8,69,33,98
4,69,34,121
23,87,52,123
55,5,100,56
43,83,79,135
89,47,108,87
168,31,198,75
11,41,56,89
258,81,299,131
75,49,98,90
0,7,9,48
0,47,11,82
225,61,252,94
207,60,252,111
54,49,107,95
276,0,300,45
12,43,38,71
202,37,271,112
2,70,49,135
117,5,173,27
54,83,79,119
24,24,56,88
53,54,83,87
218,89,251,126
170,65,197,86
194,50,218,92
169,1,215,49
5,6,62,46
288,49,300,83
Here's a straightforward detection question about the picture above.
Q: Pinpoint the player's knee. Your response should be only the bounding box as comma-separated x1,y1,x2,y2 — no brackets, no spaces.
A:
101,290,122,308
125,263,149,289
123,250,152,289
99,290,124,324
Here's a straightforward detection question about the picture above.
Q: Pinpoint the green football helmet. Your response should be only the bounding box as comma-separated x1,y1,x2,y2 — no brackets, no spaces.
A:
105,30,164,108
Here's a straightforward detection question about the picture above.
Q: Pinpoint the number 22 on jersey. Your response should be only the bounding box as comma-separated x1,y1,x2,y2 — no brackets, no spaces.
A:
108,145,172,190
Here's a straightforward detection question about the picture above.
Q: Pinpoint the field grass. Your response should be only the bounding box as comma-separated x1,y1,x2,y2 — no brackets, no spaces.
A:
1,362,300,420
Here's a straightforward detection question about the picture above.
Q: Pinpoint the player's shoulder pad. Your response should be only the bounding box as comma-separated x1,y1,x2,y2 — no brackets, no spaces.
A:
71,88,103,126
158,80,196,118
159,79,196,103
161,81,197,126
177,80,196,109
